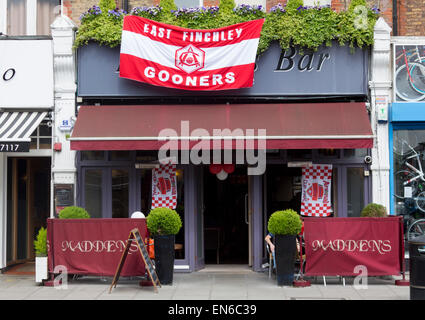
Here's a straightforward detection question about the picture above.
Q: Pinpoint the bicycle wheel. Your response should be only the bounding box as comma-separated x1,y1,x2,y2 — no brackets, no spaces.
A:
395,62,425,101
409,62,425,95
416,191,425,213
394,170,419,199
408,219,425,241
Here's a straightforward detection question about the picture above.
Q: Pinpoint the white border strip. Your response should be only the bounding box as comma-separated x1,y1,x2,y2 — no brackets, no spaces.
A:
70,135,375,141
174,265,190,270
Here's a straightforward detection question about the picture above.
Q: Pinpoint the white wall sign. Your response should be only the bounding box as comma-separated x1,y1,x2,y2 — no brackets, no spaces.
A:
0,39,54,108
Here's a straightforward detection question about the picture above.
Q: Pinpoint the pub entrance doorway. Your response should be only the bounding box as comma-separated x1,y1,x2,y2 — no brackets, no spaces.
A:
203,166,250,265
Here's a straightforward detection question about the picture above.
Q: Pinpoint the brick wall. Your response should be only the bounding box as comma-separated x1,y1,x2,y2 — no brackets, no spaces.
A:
397,0,425,36
64,0,101,24
128,0,158,8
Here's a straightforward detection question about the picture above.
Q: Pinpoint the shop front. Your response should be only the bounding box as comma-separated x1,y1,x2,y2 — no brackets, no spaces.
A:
72,37,373,272
389,40,425,249
0,37,54,269
388,41,425,258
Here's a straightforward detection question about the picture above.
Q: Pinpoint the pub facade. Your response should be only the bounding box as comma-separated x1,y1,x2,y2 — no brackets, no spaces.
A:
66,16,392,273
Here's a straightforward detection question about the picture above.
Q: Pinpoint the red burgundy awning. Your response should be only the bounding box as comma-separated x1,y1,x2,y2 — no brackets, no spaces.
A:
70,103,374,150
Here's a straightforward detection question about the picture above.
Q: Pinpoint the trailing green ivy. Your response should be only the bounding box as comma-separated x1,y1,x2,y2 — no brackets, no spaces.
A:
74,0,379,54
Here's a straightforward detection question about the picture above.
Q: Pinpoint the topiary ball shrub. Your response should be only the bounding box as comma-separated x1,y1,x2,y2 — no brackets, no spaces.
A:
58,206,91,219
34,227,47,257
361,203,388,217
268,209,302,236
147,207,182,236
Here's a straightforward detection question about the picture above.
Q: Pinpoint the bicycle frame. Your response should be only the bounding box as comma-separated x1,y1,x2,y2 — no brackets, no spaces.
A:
394,45,425,101
403,154,425,185
398,141,425,185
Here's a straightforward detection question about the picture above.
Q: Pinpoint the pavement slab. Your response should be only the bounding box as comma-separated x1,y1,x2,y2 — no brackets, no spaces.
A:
0,270,411,300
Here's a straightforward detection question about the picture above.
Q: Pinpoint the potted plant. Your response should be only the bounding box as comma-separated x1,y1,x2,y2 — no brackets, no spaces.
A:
267,209,303,286
361,203,388,217
58,206,91,219
34,227,48,283
146,207,182,285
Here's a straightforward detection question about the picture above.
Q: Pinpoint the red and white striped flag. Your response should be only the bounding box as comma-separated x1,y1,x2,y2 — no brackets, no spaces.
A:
119,16,264,91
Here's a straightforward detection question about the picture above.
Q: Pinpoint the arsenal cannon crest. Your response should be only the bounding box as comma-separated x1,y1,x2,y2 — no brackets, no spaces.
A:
175,44,205,74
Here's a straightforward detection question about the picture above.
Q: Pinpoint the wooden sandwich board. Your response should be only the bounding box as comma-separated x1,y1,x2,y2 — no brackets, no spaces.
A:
109,228,161,293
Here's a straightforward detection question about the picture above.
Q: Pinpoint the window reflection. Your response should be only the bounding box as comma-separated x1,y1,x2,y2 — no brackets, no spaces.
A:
84,170,102,218
81,151,105,161
141,167,185,259
112,169,129,218
175,168,185,259
393,129,425,236
347,168,364,217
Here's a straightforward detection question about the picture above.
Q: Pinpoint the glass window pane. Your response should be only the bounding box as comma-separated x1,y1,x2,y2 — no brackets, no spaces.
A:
135,150,157,161
39,138,51,149
332,167,337,217
140,169,152,215
37,0,60,35
110,151,131,161
112,169,129,218
140,167,185,259
317,149,339,158
344,149,368,158
84,170,103,218
38,123,52,137
347,167,364,217
81,151,105,161
30,137,38,149
7,0,26,36
393,129,425,229
174,0,200,8
287,149,312,160
175,168,184,259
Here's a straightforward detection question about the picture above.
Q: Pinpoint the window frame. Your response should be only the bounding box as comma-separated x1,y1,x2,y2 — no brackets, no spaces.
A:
174,0,203,9
1,0,61,36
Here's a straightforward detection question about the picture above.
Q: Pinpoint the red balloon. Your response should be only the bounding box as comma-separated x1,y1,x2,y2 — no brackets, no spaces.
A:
209,164,223,174
223,164,235,174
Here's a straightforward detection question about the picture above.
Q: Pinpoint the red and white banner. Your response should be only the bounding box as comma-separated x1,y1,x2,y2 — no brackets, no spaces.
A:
301,164,332,217
151,163,177,209
119,16,264,91
47,218,148,276
304,217,403,276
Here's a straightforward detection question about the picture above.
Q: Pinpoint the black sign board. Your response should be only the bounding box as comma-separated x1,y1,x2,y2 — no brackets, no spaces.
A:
0,141,30,152
109,228,161,293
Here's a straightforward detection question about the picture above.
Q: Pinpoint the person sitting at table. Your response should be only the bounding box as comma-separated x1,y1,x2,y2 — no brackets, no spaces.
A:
265,221,304,269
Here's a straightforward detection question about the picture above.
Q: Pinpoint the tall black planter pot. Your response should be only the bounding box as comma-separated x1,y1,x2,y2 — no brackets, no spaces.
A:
154,235,175,285
275,235,297,286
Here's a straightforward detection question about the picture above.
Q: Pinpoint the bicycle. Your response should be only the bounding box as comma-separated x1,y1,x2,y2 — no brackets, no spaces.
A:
407,219,425,253
394,45,425,102
393,139,425,212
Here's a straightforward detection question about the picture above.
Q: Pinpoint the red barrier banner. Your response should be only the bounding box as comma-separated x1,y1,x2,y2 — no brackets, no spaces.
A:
47,218,148,276
304,217,403,276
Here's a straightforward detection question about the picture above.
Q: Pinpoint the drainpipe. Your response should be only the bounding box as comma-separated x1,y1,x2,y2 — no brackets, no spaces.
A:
392,0,398,36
